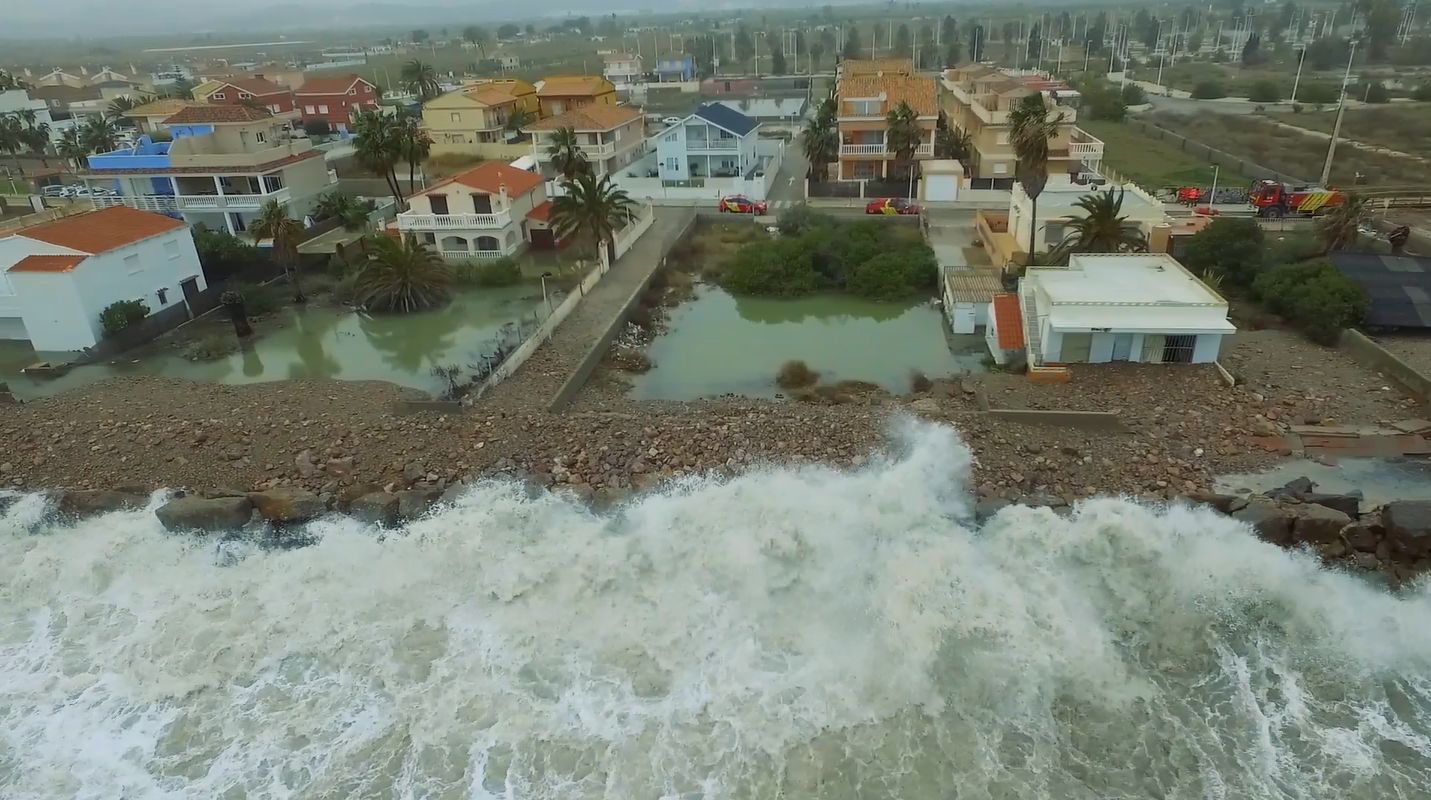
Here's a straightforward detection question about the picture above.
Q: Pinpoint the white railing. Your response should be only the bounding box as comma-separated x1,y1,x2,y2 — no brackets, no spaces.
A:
439,248,508,261
840,143,886,156
688,139,739,150
970,102,1010,125
915,143,934,157
177,188,291,211
578,141,615,157
397,210,513,230
93,195,179,213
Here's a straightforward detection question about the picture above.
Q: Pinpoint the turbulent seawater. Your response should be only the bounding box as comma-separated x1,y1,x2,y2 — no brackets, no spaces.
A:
3,422,1430,799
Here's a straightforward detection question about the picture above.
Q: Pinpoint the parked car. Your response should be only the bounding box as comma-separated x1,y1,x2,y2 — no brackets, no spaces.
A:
662,116,682,126
40,184,69,198
865,197,921,215
719,195,768,215
65,186,112,198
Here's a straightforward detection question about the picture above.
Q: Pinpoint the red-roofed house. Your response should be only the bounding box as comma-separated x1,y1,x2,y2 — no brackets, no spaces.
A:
198,76,298,122
0,207,206,351
985,292,1026,366
394,161,559,258
295,74,380,133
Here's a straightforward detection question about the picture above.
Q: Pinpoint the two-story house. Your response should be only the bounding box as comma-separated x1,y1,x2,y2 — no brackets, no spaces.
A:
196,76,299,123
463,78,539,117
653,56,696,83
121,98,197,135
655,103,760,181
602,54,644,88
527,105,646,181
835,68,938,182
80,105,337,236
394,161,551,260
422,84,533,158
940,65,1104,181
294,74,380,133
535,75,616,118
0,207,206,352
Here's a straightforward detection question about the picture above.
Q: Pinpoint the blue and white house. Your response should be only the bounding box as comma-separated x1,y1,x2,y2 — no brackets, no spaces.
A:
654,56,696,82
655,103,761,182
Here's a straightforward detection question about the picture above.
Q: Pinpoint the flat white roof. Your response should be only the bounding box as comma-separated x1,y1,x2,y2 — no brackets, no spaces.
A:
1030,253,1235,333
1037,182,1161,214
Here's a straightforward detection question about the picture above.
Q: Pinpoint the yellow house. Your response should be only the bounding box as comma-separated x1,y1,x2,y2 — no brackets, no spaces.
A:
535,75,616,118
460,78,539,118
421,85,533,158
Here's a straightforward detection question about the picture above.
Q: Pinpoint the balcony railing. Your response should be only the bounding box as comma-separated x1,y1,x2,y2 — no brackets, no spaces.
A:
178,188,291,210
439,248,509,261
839,143,935,157
397,210,513,230
688,138,739,150
93,195,179,213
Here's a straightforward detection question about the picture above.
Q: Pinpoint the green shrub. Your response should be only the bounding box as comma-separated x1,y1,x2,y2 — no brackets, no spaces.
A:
185,334,238,361
452,257,522,286
847,246,937,301
192,226,272,283
1252,259,1367,345
1191,80,1228,100
1120,83,1147,106
722,238,819,296
776,204,836,236
1355,80,1390,104
1181,218,1265,289
1246,80,1284,103
232,282,285,316
98,299,150,336
1297,82,1339,105
1414,83,1431,101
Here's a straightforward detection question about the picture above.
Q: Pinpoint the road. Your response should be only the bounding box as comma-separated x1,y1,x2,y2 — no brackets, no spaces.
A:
768,139,808,205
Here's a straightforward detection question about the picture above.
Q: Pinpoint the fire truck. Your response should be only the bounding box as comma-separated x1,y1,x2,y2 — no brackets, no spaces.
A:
1248,179,1346,218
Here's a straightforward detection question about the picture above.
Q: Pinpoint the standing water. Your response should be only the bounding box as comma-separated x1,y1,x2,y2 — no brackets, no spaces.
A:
3,422,1430,798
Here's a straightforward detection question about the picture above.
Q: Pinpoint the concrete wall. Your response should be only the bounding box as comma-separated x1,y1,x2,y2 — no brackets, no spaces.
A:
1341,329,1431,402
4,273,89,350
1044,330,1222,365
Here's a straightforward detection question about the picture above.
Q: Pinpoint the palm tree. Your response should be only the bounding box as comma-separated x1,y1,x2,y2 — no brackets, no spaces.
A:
463,25,489,57
884,101,922,181
801,98,837,182
1051,188,1147,258
504,106,534,133
312,190,377,230
401,60,441,101
249,199,307,303
1008,92,1063,261
107,95,141,121
57,128,88,171
81,116,119,154
394,113,432,194
0,116,24,176
551,172,636,266
354,235,454,313
352,111,405,209
545,127,589,181
935,114,971,162
1316,193,1369,253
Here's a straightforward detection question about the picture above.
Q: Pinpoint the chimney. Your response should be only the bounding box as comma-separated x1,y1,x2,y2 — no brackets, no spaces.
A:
1149,224,1173,254
498,182,509,207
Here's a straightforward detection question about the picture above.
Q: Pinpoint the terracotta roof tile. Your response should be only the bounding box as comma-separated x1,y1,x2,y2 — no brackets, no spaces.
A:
163,104,274,124
464,86,519,106
838,74,938,116
297,74,374,96
123,98,197,118
536,75,613,97
7,254,88,274
992,293,1025,350
842,58,914,76
526,104,641,131
526,199,553,222
419,162,545,198
15,207,186,255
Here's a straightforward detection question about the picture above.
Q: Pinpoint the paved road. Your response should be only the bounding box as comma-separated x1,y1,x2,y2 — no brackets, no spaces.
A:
768,140,808,204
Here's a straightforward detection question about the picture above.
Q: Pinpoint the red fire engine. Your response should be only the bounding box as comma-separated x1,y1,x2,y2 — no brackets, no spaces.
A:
1248,179,1346,217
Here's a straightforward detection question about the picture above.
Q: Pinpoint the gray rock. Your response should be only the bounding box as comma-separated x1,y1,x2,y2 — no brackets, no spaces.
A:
1340,517,1382,552
53,489,148,519
156,496,253,532
1283,476,1315,495
246,487,325,524
1352,552,1381,570
973,497,1010,522
1303,493,1361,517
1289,503,1353,545
396,489,441,521
349,492,399,527
1231,497,1293,544
438,482,470,506
908,398,941,416
1383,500,1431,557
1184,491,1241,514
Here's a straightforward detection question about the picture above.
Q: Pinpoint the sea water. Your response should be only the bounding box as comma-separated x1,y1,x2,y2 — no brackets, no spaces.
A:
2,422,1429,798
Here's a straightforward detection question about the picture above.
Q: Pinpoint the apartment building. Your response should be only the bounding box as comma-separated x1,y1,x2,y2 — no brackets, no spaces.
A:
834,61,938,182
80,105,337,236
295,74,380,133
535,75,616,117
527,104,646,181
394,162,552,260
939,65,1104,181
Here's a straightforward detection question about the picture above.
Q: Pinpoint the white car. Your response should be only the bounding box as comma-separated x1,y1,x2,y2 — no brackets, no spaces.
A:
41,185,69,197
662,116,681,126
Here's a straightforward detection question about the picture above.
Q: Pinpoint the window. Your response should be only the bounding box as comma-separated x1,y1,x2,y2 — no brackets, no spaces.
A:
1162,335,1197,364
212,92,225,100
423,232,436,245
849,99,880,115
996,132,1009,145
429,194,450,215
318,104,329,114
450,112,461,123
239,92,253,100
347,88,357,95
1043,223,1065,247
666,157,678,170
269,104,280,113
304,105,316,114
255,131,267,143
124,254,142,275
164,239,180,260
993,163,1008,175
156,287,168,305
1059,333,1092,363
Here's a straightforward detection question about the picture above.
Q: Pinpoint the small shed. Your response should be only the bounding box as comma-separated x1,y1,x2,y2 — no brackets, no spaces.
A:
942,269,1003,334
921,159,965,203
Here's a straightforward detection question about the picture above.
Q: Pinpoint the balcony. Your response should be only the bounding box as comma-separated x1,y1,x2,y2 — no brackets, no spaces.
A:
687,138,739,151
439,249,509,261
839,143,935,158
93,195,179,213
578,141,615,157
397,210,513,230
178,188,291,211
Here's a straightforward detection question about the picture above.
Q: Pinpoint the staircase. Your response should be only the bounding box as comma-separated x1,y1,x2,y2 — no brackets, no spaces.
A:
1019,283,1069,383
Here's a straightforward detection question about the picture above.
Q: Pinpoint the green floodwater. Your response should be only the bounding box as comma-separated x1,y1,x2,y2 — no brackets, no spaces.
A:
0,286,546,401
630,285,987,400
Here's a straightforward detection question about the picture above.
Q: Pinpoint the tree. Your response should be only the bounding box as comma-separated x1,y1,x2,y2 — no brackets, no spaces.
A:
1305,37,1350,71
1191,80,1228,99
1316,194,1370,252
551,172,636,266
935,115,971,161
311,190,376,231
941,15,957,48
1415,83,1431,102
497,23,520,39
1001,22,1017,63
0,70,27,91
1253,259,1367,344
1359,0,1402,62
895,23,912,55
772,46,787,75
249,199,306,303
463,25,489,56
1247,80,1284,102
401,60,440,101
1027,22,1042,63
354,235,454,313
1051,189,1148,258
842,25,862,60
545,127,589,181
1241,32,1264,65
411,29,430,44
801,97,837,182
80,116,119,154
99,300,150,336
1297,82,1339,106
107,95,141,121
353,111,405,208
1181,218,1265,287
1356,79,1390,103
810,40,827,70
0,116,29,176
394,113,432,193
884,101,922,180
967,24,984,62
504,107,534,132
1009,93,1062,260
1120,83,1147,105
735,24,755,65
57,127,87,171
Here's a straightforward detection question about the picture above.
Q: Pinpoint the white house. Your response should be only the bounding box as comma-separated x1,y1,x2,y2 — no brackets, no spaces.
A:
655,103,761,182
394,161,554,260
602,53,643,88
1009,177,1169,257
0,207,207,352
1010,253,1235,368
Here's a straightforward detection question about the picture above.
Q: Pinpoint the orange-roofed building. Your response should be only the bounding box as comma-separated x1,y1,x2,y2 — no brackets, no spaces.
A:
395,161,560,258
534,75,616,117
0,207,207,351
421,81,538,159
197,76,299,122
294,74,380,133
834,68,938,182
985,292,1026,365
526,104,645,180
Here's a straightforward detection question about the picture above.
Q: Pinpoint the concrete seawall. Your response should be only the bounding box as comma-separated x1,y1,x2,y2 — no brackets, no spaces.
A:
1341,329,1431,403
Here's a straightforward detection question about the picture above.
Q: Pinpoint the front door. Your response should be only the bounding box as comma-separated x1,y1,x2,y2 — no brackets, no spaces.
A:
1111,333,1134,361
179,277,206,318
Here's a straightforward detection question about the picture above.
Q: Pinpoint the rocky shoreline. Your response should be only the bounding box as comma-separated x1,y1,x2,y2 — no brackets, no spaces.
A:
10,475,1429,586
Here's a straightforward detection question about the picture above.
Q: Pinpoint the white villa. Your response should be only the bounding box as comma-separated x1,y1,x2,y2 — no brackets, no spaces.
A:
654,103,761,182
1009,177,1169,258
394,161,555,259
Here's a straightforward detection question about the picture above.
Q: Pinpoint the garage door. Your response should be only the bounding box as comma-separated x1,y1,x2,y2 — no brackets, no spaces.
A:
0,317,28,341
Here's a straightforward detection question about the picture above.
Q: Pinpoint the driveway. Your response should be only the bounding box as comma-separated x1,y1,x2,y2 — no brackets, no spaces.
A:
766,140,808,210
923,208,981,269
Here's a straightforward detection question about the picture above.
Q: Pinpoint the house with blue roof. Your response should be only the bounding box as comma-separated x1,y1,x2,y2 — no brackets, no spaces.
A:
654,103,761,182
654,56,696,82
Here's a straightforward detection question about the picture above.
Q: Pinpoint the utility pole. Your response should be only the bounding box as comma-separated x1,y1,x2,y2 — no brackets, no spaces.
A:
1291,45,1306,104
1320,39,1357,186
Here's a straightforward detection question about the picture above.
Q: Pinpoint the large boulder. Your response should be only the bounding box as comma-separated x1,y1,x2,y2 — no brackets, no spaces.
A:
54,489,148,519
1288,502,1352,545
1340,516,1383,552
247,487,326,525
349,492,399,527
1383,501,1431,557
1302,493,1362,517
156,496,253,532
396,489,442,521
1230,497,1294,544
1184,491,1245,514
